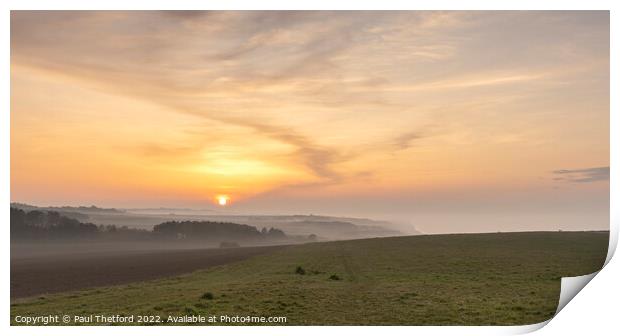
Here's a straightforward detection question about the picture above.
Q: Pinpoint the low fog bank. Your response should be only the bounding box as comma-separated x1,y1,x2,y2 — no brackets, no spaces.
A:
10,207,313,258
393,211,610,234
11,240,286,259
11,203,410,242
10,204,413,258
10,203,608,260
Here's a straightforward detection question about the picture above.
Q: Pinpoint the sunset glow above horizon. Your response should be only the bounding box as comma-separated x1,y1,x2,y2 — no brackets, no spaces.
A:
10,11,609,233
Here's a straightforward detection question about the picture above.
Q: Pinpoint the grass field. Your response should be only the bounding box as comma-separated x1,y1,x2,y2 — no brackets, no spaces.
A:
11,231,608,326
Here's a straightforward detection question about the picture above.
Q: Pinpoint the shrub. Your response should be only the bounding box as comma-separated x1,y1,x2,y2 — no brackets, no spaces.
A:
295,266,306,275
329,274,341,281
201,292,215,300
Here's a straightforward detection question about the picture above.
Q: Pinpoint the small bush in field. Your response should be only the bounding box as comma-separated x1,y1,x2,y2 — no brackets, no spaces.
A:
200,292,214,300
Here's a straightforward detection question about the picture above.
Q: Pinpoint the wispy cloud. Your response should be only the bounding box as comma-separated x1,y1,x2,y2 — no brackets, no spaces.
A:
371,73,546,93
10,11,610,203
552,167,610,183
393,132,423,150
11,11,453,185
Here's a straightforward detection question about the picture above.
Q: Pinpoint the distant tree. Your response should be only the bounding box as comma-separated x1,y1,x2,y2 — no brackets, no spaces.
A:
11,208,288,243
266,227,286,239
10,207,148,241
153,221,265,241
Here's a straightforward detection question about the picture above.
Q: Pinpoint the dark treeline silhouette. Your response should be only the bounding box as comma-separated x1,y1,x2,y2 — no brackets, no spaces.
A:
10,208,149,241
11,207,289,243
154,221,286,241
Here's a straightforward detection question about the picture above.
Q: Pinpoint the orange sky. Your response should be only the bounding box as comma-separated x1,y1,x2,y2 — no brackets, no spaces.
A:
10,11,609,232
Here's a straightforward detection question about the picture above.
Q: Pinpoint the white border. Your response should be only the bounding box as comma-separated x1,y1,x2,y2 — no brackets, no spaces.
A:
0,0,617,10
1,1,617,336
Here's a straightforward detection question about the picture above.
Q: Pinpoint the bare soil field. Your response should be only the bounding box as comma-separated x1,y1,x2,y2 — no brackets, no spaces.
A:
11,245,284,299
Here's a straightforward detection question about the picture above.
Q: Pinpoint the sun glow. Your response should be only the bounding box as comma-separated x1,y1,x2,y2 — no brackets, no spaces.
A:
216,195,229,206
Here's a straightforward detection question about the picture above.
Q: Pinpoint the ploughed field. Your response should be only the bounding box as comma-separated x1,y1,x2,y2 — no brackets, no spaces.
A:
11,245,284,298
11,232,608,325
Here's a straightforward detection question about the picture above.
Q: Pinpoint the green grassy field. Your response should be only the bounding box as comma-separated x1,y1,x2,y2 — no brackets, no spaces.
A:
11,231,608,326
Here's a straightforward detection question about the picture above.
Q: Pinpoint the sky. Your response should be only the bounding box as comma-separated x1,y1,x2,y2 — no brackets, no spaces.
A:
10,11,609,233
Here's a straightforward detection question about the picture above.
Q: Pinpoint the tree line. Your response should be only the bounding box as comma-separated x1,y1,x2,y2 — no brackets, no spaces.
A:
10,207,287,242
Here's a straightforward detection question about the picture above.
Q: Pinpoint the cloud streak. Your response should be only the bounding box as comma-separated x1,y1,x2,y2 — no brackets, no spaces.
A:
552,167,610,183
11,11,461,185
393,132,423,150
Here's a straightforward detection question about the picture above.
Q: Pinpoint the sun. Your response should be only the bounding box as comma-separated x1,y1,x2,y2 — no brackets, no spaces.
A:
216,195,229,206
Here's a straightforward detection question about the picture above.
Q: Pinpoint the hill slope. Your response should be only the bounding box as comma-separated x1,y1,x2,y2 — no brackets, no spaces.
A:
11,231,608,325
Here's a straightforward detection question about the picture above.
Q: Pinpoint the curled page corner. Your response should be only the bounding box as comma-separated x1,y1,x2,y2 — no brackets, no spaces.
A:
512,272,601,335
549,227,619,317
515,230,615,334
555,272,598,314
